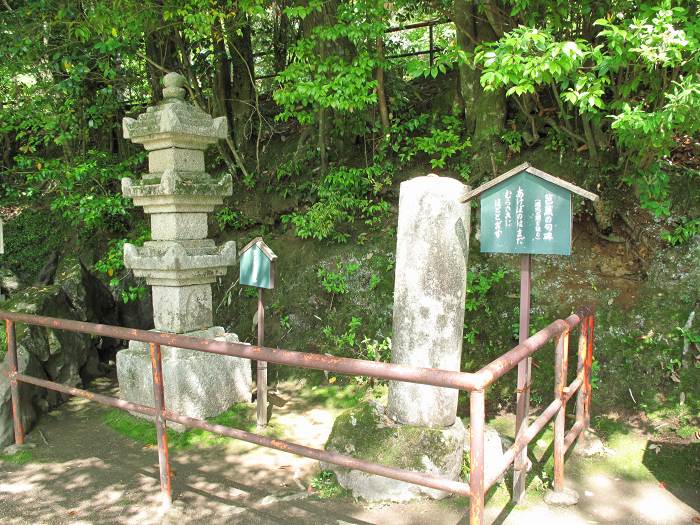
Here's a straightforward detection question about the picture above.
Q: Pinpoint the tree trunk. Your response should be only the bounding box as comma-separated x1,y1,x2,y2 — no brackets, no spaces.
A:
212,20,232,123
300,0,353,174
272,0,291,72
144,1,179,103
376,35,390,134
454,0,507,178
227,14,255,152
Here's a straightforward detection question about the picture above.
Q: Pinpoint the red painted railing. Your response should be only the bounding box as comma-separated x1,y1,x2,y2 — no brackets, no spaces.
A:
0,305,594,525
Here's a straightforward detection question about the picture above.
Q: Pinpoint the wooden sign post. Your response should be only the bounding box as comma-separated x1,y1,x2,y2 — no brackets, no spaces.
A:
461,162,597,503
239,237,277,429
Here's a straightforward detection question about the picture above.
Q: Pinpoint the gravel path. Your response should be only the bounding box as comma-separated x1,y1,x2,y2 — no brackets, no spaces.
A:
0,378,697,525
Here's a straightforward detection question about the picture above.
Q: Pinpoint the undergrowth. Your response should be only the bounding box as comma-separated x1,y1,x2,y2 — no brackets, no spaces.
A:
102,403,280,449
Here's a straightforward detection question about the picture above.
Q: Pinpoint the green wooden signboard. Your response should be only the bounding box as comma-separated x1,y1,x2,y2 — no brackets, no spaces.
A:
239,237,277,289
480,171,572,255
462,163,599,256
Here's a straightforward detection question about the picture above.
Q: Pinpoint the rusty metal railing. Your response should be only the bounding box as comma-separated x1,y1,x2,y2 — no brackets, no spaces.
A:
0,305,594,525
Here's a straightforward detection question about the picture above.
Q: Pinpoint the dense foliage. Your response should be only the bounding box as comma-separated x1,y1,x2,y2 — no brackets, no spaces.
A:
0,1,698,264
0,0,697,440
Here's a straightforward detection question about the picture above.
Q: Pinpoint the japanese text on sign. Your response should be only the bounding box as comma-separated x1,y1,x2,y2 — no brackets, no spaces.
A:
480,171,572,255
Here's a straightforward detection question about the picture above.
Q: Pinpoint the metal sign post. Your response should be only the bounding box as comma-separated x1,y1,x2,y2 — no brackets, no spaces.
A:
461,162,597,503
239,237,277,429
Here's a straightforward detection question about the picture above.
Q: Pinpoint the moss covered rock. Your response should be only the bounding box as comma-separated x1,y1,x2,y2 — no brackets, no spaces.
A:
322,401,465,501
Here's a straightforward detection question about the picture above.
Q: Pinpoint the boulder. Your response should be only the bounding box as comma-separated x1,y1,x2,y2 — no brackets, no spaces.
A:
322,401,466,502
464,425,508,484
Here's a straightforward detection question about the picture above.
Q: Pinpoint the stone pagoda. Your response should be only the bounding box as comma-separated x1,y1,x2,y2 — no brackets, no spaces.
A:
116,72,251,425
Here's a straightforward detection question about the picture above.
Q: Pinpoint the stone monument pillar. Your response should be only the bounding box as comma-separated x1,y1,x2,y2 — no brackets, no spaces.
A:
323,175,471,501
387,175,470,428
116,72,251,425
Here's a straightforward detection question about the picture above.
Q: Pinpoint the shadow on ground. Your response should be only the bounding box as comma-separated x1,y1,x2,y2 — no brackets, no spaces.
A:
0,378,698,525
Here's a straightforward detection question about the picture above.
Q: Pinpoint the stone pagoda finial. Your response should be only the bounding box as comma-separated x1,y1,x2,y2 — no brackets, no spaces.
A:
162,72,186,100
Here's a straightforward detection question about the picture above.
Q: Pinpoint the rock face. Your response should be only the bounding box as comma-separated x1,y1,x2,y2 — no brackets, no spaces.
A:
117,72,251,427
386,176,470,428
0,269,21,301
323,402,466,502
0,256,117,447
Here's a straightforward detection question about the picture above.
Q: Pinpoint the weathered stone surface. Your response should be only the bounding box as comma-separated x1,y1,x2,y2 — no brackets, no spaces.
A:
151,284,212,333
151,213,208,241
323,401,466,502
0,268,21,300
116,327,251,430
572,429,606,457
122,73,227,151
387,175,470,428
544,486,580,506
123,240,236,286
121,172,232,213
148,148,204,173
464,426,508,483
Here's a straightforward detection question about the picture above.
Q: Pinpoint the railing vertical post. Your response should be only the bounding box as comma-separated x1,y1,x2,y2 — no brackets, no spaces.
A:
575,318,588,430
5,320,24,445
429,23,435,67
469,389,486,525
584,316,595,429
513,254,531,502
149,343,172,506
553,330,569,492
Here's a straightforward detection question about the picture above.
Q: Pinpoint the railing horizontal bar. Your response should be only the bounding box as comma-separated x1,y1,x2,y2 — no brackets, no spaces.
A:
15,373,157,417
484,372,584,490
385,49,441,59
11,372,470,497
162,410,471,496
0,310,480,392
385,19,449,33
476,306,594,388
564,420,585,454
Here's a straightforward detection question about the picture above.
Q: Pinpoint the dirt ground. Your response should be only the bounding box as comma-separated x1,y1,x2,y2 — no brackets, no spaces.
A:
0,378,698,525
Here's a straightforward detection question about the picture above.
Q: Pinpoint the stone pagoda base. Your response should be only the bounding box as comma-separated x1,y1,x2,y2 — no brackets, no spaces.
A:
116,327,251,431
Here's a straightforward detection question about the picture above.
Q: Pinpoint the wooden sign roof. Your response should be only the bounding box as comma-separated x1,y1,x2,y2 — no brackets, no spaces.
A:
461,162,599,203
239,237,277,260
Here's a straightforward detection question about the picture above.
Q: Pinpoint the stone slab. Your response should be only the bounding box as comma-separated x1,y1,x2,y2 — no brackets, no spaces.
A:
124,241,236,286
152,284,212,333
148,148,204,173
544,486,580,506
116,327,252,430
387,176,470,428
151,213,208,240
464,426,508,483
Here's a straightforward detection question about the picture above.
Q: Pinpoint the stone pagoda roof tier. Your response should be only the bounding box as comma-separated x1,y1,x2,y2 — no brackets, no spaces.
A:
124,241,236,286
122,73,227,151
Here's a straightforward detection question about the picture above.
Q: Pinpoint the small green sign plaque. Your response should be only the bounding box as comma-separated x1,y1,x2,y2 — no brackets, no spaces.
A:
480,171,572,255
239,237,277,289
462,163,598,256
